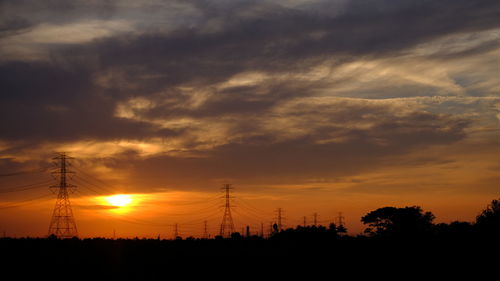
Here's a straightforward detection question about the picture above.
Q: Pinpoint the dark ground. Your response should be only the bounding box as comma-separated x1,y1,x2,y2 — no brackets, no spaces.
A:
0,233,497,280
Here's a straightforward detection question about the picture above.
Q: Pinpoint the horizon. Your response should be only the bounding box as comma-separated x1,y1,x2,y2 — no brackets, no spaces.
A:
1,0,500,239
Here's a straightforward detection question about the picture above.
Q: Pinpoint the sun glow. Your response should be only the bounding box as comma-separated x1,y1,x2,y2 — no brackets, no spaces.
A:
105,194,133,207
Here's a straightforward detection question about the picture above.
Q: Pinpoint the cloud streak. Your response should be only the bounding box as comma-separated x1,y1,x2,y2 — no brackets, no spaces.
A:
0,0,499,195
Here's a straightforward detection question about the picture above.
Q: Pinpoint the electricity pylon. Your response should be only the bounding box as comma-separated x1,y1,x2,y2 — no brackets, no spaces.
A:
203,220,209,239
337,212,345,227
174,223,179,239
219,184,235,237
275,208,284,231
48,153,78,238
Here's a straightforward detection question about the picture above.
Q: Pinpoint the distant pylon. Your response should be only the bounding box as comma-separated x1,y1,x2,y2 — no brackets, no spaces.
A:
219,184,235,237
276,208,284,231
174,223,179,239
203,220,208,239
313,212,318,226
337,212,345,227
303,216,307,227
48,152,78,238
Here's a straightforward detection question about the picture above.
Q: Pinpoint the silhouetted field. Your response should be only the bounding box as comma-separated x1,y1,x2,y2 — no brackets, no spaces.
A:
1,226,498,280
2,202,499,280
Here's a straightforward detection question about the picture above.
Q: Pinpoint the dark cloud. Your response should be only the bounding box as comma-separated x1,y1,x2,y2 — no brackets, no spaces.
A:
0,0,496,190
0,0,118,26
77,0,500,93
0,61,182,142
0,17,33,38
121,102,470,191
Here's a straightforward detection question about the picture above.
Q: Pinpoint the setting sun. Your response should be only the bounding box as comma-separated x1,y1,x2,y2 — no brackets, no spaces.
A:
105,194,133,207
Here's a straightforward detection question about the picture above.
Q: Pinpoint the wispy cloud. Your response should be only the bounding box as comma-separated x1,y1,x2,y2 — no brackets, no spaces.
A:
0,0,499,196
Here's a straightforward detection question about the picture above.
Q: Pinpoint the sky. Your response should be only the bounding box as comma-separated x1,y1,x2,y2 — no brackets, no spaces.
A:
1,0,500,238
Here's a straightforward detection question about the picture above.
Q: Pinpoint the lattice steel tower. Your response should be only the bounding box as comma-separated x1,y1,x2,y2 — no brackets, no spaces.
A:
219,184,235,237
48,153,78,238
203,220,209,239
276,208,284,231
337,212,345,227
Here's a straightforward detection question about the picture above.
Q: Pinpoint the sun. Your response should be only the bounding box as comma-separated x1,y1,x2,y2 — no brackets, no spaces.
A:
105,194,133,207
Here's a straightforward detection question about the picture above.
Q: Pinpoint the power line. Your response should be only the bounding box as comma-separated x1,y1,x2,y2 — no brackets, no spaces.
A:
0,193,53,209
0,179,53,194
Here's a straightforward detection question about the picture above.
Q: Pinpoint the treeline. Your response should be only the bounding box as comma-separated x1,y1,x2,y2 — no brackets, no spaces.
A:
1,199,499,279
3,198,500,241
236,198,500,241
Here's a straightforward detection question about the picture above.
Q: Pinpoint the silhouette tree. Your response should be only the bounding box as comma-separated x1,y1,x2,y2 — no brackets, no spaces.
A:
475,199,500,235
434,221,474,238
272,223,279,234
335,224,347,235
231,232,242,239
361,206,435,237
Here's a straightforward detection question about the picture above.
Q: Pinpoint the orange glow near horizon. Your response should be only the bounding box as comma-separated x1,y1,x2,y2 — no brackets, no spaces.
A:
105,194,133,207
97,194,138,214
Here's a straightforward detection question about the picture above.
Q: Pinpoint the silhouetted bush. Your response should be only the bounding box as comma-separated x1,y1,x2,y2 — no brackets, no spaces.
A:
475,198,500,236
361,206,435,237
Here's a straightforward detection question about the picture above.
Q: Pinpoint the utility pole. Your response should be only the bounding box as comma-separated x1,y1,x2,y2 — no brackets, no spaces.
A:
48,153,78,238
113,229,116,240
219,184,235,238
313,212,318,226
303,216,307,227
260,222,264,238
246,226,250,237
174,223,179,239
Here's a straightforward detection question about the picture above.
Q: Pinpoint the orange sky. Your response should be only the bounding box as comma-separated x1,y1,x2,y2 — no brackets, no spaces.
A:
1,0,500,238
1,139,498,238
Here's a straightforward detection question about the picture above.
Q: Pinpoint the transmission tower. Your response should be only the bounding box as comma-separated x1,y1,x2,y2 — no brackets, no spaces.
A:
203,220,208,239
48,153,78,238
275,208,284,231
337,212,345,227
174,223,179,239
219,184,235,237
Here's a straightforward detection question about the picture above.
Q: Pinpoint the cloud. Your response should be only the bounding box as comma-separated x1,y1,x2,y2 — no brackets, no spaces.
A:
0,0,499,194
75,204,118,210
0,20,134,61
108,98,470,192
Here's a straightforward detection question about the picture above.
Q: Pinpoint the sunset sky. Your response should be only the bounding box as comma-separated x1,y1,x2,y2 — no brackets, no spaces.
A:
1,0,500,238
